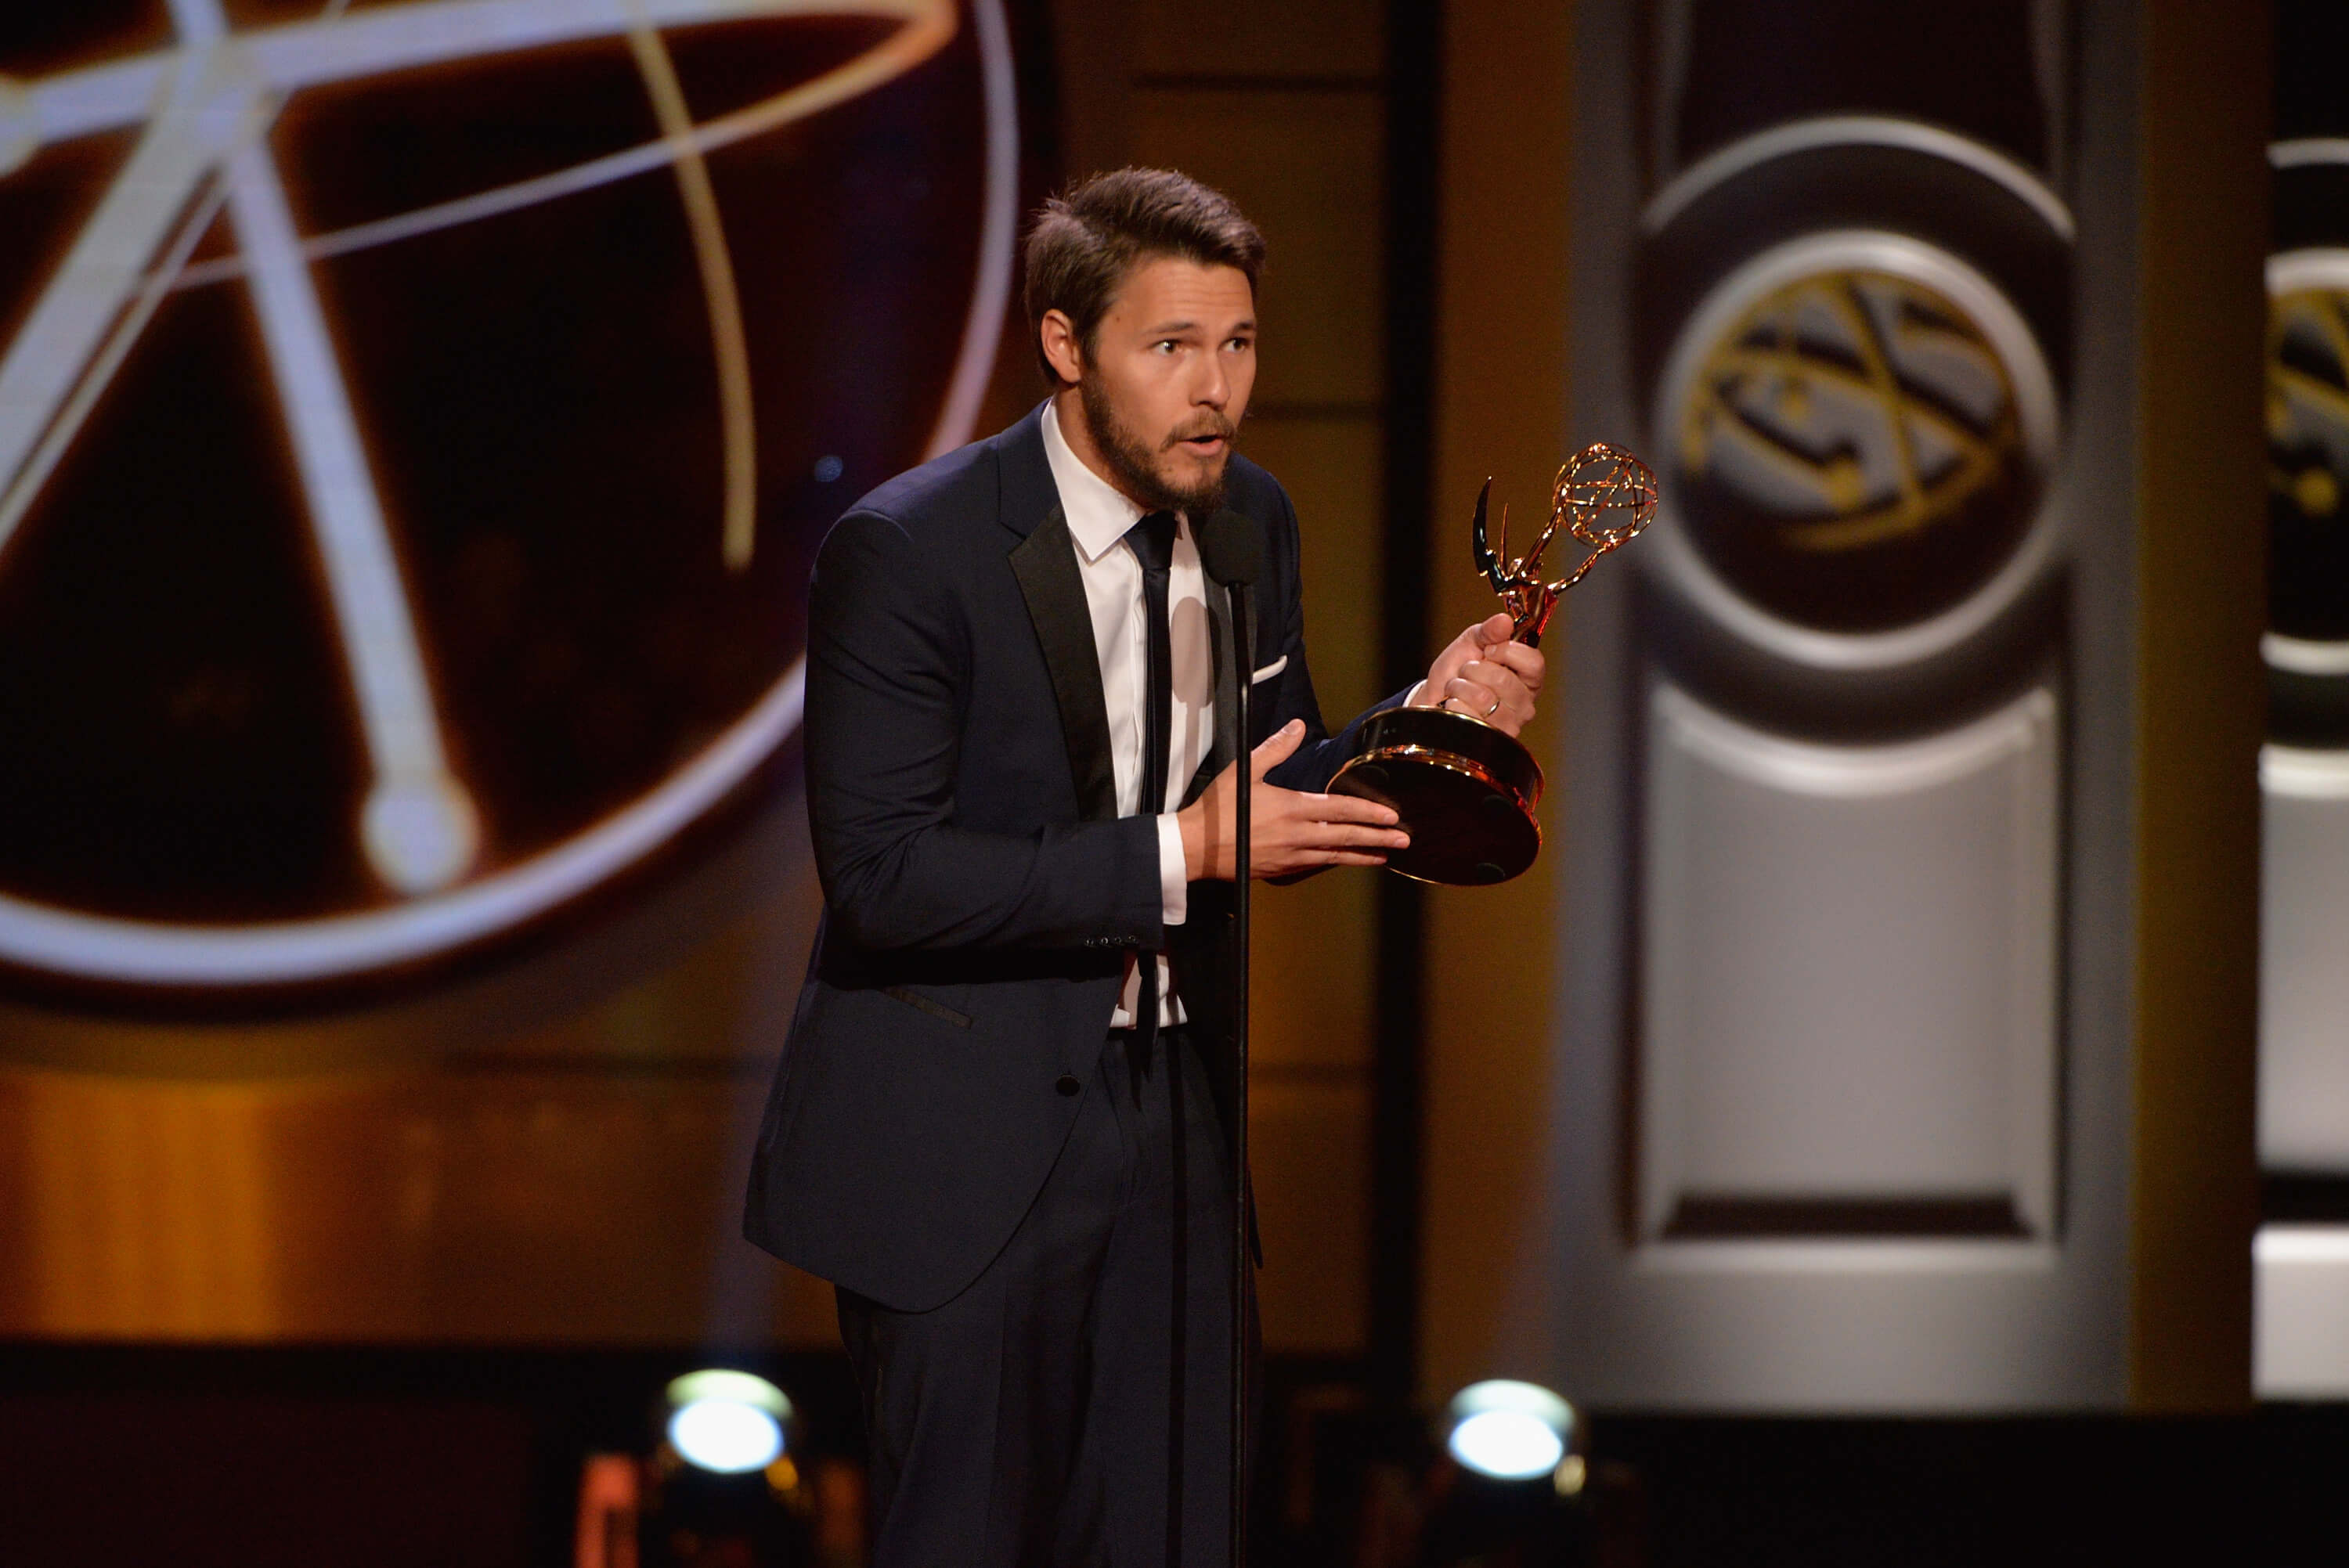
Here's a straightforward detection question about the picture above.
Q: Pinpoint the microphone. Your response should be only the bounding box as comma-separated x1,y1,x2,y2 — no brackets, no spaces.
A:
1196,506,1257,1566
1196,507,1261,586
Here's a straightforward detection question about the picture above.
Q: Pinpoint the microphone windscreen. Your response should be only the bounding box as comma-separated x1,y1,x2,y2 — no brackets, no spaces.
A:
1196,509,1262,585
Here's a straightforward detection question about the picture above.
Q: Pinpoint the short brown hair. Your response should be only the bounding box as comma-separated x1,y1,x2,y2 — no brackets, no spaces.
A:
1022,168,1265,385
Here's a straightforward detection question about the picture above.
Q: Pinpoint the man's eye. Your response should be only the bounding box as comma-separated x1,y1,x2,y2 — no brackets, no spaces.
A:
1227,338,1253,352
1153,341,1178,354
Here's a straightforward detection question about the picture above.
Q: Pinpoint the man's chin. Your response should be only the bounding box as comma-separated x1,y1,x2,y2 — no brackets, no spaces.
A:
1157,454,1231,515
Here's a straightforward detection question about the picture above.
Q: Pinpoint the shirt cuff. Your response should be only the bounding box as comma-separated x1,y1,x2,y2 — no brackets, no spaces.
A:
1155,813,1189,926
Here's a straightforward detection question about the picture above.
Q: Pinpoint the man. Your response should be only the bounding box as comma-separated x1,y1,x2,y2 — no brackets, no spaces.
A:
744,168,1543,1566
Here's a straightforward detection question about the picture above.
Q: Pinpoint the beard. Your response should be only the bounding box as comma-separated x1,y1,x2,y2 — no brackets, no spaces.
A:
1077,374,1238,517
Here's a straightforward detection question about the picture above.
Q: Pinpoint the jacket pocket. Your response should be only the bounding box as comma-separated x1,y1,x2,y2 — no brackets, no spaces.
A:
883,985,972,1029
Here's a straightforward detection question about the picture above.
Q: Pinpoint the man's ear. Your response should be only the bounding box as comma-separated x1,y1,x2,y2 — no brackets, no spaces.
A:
1040,308,1084,385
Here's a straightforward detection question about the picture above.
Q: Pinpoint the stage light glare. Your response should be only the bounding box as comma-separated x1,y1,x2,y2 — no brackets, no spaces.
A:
669,1400,782,1474
1449,1410,1563,1480
665,1369,792,1475
1445,1379,1575,1482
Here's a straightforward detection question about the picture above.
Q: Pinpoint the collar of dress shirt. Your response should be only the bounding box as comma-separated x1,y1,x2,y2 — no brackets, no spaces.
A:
1041,398,1172,563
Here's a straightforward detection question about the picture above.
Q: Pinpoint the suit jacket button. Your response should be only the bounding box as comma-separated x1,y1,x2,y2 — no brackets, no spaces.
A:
1055,1075,1081,1097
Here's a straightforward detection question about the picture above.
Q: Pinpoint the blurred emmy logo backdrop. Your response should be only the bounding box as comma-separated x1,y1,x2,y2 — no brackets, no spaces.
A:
0,0,1019,1346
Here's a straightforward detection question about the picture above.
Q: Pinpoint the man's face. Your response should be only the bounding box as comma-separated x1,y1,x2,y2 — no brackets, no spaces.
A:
1051,255,1257,514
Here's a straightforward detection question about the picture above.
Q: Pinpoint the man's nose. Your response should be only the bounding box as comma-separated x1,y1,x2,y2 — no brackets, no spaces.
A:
1193,356,1229,408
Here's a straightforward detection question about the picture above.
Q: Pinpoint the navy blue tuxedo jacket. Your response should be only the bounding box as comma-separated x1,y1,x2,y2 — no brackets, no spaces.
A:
743,402,1408,1311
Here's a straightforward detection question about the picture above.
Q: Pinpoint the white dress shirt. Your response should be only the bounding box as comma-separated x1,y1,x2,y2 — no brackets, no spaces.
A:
1041,401,1214,1028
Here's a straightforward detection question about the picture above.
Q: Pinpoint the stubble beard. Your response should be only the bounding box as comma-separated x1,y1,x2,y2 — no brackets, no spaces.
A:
1077,373,1236,517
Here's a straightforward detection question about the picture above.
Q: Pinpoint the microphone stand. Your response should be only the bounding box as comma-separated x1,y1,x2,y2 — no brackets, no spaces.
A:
1226,571,1252,1568
1195,510,1260,1568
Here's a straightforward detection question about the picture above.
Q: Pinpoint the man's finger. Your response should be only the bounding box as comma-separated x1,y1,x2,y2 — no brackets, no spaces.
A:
1251,718,1306,778
1456,661,1528,697
1455,673,1532,724
1299,850,1387,869
1477,641,1544,685
1299,791,1402,825
1287,815,1409,845
1442,675,1510,719
1319,824,1410,849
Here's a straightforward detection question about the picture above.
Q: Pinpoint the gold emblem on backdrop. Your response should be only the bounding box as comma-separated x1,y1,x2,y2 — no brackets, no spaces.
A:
1667,261,2040,636
2265,275,2349,647
2269,287,2349,522
1679,270,2022,553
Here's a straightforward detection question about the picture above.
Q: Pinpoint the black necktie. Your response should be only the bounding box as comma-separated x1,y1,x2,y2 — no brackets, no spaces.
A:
1125,511,1178,1063
1129,511,1178,815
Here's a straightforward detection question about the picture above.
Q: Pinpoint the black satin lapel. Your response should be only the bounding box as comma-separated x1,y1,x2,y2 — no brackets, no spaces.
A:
1010,509,1118,821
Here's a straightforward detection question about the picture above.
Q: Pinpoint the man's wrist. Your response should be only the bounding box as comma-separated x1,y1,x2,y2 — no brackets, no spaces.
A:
1177,801,1205,882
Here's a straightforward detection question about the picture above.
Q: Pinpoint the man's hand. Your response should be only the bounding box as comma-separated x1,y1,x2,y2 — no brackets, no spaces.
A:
1179,720,1409,881
1409,611,1543,736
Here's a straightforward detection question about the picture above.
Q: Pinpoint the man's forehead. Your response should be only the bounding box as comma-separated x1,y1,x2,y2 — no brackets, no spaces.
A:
1105,256,1255,325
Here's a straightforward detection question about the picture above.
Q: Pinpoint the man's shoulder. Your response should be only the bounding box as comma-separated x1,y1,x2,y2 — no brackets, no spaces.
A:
842,433,1005,544
1222,450,1290,519
840,401,1050,543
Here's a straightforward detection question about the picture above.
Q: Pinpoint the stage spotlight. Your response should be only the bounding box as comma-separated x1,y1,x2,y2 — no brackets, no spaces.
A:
1445,1379,1575,1482
664,1370,792,1476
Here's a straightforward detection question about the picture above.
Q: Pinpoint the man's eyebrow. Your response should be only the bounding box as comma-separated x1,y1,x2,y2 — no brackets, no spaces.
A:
1140,317,1257,335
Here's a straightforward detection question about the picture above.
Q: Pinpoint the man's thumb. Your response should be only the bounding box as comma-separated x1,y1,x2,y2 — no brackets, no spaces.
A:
1252,718,1305,777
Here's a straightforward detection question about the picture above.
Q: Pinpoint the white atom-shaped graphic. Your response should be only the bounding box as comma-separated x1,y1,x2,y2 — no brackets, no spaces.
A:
0,0,1016,986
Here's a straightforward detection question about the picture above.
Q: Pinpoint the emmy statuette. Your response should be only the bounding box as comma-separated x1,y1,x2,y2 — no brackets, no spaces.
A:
1329,442,1655,885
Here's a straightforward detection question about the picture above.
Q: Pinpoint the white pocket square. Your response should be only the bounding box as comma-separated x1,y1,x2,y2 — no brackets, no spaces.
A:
1250,656,1288,685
